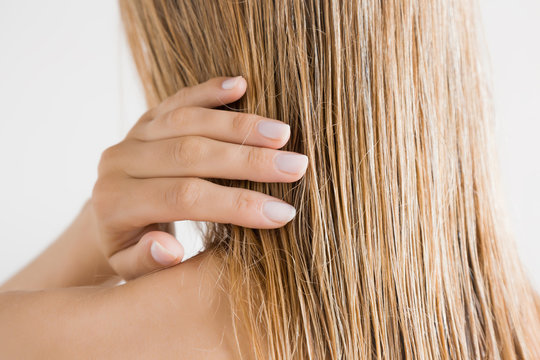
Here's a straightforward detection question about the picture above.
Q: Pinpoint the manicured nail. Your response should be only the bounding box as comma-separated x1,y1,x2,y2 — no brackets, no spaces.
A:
262,201,296,223
151,241,181,265
257,120,290,140
221,76,242,90
274,153,308,174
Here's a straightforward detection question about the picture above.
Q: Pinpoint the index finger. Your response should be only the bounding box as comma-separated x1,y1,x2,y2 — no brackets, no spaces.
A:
148,76,248,120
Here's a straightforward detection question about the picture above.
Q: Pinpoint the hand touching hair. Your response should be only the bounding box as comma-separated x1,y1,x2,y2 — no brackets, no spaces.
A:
120,0,540,358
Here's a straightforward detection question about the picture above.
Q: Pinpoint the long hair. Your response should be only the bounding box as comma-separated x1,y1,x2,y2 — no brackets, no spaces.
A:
119,0,540,358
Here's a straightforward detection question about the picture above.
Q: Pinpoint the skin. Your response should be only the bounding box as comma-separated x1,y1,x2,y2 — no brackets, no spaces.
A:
0,253,252,359
0,76,307,358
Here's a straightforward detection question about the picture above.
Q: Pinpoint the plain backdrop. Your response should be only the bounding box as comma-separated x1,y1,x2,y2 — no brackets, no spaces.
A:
0,1,538,288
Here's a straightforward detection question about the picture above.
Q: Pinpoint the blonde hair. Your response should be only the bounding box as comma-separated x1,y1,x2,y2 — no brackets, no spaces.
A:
120,0,540,358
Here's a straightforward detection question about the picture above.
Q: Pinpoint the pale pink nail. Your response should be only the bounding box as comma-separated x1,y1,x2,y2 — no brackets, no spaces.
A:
257,121,290,140
221,76,242,90
274,153,308,174
151,241,181,265
262,201,296,223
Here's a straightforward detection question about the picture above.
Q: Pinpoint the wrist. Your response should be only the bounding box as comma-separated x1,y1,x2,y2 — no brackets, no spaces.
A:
71,199,119,284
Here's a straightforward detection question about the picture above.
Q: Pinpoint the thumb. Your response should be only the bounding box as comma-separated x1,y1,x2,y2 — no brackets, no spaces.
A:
109,231,184,280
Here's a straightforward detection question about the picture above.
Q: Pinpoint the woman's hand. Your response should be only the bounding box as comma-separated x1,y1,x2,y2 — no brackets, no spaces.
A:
91,76,308,280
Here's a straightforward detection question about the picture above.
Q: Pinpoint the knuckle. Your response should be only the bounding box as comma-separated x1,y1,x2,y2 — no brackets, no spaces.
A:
171,137,204,167
246,146,268,170
157,88,189,114
231,112,257,137
173,87,189,105
91,181,106,213
126,124,144,140
166,180,201,209
166,106,192,128
98,144,122,174
139,107,157,123
91,177,117,221
100,144,118,162
233,191,259,213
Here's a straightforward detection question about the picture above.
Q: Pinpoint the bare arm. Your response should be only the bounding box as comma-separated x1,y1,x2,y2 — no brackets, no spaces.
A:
0,285,110,359
0,254,245,359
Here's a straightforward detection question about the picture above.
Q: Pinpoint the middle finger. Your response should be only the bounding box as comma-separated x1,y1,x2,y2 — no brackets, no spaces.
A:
123,136,309,183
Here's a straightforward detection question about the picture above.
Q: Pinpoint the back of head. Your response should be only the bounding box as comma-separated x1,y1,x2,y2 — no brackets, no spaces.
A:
120,0,540,358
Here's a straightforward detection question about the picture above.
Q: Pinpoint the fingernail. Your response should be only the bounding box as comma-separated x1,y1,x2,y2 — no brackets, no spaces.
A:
274,153,309,174
151,241,181,265
221,76,242,90
262,201,296,223
257,120,290,140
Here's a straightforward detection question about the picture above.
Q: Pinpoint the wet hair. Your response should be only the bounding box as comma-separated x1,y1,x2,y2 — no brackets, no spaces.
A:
120,0,540,358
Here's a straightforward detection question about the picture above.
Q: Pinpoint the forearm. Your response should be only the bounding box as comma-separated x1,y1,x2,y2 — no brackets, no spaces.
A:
0,200,119,291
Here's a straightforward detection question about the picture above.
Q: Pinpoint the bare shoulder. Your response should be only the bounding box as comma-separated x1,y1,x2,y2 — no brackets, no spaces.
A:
0,252,253,359
90,252,248,359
